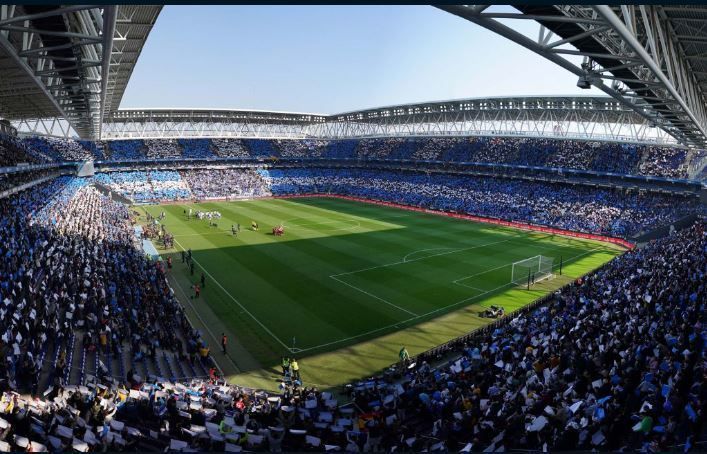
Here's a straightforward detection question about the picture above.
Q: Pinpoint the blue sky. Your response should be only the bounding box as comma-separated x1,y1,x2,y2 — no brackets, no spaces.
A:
120,5,601,114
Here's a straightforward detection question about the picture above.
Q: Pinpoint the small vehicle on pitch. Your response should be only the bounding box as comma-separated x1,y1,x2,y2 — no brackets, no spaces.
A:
480,305,505,318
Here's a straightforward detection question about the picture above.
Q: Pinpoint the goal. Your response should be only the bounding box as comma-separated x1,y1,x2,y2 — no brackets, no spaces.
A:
511,255,554,286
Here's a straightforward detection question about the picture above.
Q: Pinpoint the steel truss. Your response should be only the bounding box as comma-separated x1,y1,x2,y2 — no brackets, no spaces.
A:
98,97,674,144
13,117,74,138
0,5,160,139
437,5,707,148
101,108,327,140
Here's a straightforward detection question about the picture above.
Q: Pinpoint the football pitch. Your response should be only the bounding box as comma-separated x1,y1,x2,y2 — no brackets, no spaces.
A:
137,197,624,390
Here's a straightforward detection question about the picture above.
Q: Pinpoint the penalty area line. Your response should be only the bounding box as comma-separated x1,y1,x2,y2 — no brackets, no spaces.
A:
331,237,515,278
329,274,418,317
304,246,604,354
402,247,458,263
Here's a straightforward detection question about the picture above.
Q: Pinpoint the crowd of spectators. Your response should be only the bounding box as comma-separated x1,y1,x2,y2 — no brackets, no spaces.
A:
179,139,215,159
412,138,457,161
105,141,145,161
94,171,192,203
144,140,182,160
639,148,689,179
356,138,406,160
274,139,328,158
46,138,93,162
22,138,94,162
465,137,520,164
264,168,698,237
0,164,702,451
591,143,642,175
0,134,44,166
179,168,271,200
0,366,360,452
243,140,279,158
544,140,596,170
4,135,697,179
0,168,62,194
322,140,358,160
0,176,215,390
0,174,702,451
87,166,698,237
210,139,249,159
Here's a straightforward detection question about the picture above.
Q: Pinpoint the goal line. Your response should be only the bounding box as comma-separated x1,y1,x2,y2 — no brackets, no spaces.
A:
511,255,554,287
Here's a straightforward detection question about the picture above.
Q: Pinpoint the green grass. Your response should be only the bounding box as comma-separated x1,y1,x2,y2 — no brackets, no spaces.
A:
137,197,624,391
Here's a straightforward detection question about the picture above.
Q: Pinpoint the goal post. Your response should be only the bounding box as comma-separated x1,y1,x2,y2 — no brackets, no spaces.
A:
511,255,554,286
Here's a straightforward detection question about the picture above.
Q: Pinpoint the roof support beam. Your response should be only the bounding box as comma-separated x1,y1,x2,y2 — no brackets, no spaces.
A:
0,30,77,132
99,5,117,140
593,5,707,145
435,5,707,147
435,5,675,139
98,98,675,144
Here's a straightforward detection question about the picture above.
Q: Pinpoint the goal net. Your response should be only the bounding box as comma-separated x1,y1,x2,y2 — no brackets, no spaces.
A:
511,255,554,286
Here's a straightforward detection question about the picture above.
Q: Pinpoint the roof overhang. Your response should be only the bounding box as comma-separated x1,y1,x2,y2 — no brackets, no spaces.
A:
0,5,161,139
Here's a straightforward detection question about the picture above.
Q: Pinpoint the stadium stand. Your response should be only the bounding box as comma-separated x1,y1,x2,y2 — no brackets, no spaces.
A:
0,177,216,390
591,142,642,175
263,168,697,237
544,139,597,170
322,139,359,160
274,139,329,158
0,168,61,193
243,139,280,158
180,168,271,199
0,169,702,451
14,136,696,180
144,139,182,160
210,138,249,158
105,140,146,161
0,134,44,166
638,147,689,178
86,166,700,237
94,171,192,203
411,137,457,161
22,137,93,162
356,138,406,160
22,137,67,162
79,140,105,161
178,139,215,159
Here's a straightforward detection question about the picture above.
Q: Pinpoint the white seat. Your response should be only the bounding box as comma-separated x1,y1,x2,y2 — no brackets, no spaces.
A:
72,438,89,452
13,435,29,449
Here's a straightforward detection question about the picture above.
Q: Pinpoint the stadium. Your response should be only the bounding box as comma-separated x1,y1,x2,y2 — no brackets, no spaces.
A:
0,4,705,452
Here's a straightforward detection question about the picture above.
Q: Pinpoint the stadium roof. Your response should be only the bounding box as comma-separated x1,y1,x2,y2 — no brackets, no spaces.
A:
0,5,160,139
5,5,707,147
100,95,676,144
438,5,707,148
